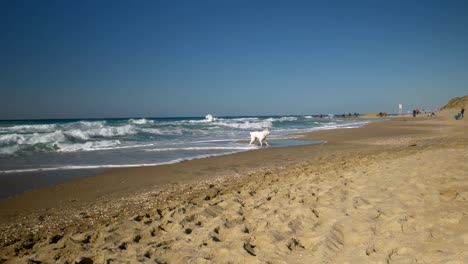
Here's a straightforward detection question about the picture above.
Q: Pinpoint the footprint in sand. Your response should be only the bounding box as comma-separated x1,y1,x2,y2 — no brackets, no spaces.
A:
439,189,459,201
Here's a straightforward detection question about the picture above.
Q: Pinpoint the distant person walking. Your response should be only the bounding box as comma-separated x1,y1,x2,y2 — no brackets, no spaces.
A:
413,109,416,118
461,106,465,118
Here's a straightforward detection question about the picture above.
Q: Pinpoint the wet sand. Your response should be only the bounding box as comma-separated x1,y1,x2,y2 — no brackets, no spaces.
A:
1,113,467,263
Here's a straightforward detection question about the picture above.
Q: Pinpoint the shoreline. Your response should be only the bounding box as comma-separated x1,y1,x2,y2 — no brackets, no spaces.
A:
1,114,467,262
0,116,371,199
0,139,324,200
0,116,457,223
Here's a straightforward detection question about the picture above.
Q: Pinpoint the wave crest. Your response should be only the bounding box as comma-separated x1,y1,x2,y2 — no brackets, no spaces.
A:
0,124,56,132
265,117,298,122
129,118,154,125
215,120,272,130
55,140,121,152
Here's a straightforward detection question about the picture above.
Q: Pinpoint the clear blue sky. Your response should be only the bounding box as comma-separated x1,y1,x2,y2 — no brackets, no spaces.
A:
1,0,467,119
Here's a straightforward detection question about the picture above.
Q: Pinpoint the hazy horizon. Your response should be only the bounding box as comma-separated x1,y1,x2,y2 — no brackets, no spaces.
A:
1,1,467,119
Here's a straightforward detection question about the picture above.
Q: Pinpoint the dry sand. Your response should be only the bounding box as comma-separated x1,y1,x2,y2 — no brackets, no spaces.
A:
0,114,467,263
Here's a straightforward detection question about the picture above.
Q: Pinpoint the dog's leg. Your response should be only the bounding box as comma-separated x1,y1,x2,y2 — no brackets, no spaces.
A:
259,140,263,147
264,140,269,146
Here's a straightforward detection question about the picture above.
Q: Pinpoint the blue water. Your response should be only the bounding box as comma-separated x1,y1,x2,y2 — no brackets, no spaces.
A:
0,115,372,174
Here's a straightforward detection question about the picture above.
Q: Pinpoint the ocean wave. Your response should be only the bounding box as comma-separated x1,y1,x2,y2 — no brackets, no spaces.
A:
0,125,137,146
64,125,137,139
214,120,272,130
0,145,20,155
265,117,298,122
64,122,137,138
0,131,66,154
205,114,216,122
0,121,108,134
0,134,26,144
64,129,90,140
19,131,66,145
187,114,218,123
140,127,184,135
0,124,138,156
72,121,106,128
0,124,57,132
85,125,137,137
55,140,122,152
0,117,374,159
129,118,154,125
228,117,259,121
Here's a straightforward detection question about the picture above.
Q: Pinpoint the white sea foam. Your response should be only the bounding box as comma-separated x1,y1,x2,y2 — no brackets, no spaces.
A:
187,114,218,123
73,121,106,128
57,142,157,153
280,116,298,121
191,139,243,143
0,134,26,144
55,140,122,152
63,124,137,138
0,145,20,155
301,121,370,133
226,117,259,122
145,146,257,152
304,116,313,119
26,131,66,145
0,123,139,156
141,127,184,135
0,125,136,146
85,125,137,137
205,114,216,122
0,124,57,132
129,118,154,125
265,117,298,122
215,120,272,130
0,151,251,174
64,129,90,140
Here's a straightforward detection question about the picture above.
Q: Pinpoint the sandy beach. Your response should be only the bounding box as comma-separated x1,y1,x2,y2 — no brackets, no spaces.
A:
2,1,467,262
1,113,467,263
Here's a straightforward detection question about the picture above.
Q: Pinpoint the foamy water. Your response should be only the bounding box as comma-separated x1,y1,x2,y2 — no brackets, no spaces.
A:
0,115,373,174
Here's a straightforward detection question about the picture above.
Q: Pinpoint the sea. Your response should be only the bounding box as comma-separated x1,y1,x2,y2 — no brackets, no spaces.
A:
0,115,374,198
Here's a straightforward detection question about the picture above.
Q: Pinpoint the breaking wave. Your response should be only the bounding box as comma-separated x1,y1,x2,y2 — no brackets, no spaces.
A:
214,120,272,130
129,118,154,125
265,117,298,122
55,140,122,152
0,116,373,158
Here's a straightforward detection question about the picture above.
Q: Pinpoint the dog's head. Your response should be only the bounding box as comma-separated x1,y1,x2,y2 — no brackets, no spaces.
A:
263,128,270,135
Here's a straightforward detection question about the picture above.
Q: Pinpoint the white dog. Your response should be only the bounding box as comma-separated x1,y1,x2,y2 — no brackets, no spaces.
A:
249,128,270,147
